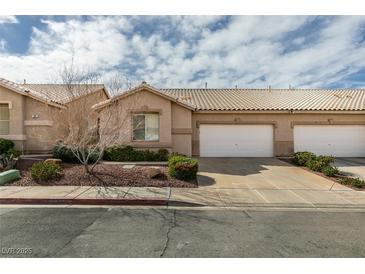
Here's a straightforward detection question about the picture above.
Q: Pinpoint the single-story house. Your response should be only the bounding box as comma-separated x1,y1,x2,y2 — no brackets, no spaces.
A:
0,78,109,153
94,82,365,157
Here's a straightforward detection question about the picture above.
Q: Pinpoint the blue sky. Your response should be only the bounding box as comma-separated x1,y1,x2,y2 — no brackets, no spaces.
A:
0,15,365,88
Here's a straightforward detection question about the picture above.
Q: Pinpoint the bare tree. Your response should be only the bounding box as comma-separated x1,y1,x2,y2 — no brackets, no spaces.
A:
55,62,138,179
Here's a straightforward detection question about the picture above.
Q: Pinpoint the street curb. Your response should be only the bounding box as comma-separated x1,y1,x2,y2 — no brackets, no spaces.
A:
0,198,167,206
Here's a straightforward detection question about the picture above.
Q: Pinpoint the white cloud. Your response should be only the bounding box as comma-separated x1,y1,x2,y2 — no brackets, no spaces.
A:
0,16,18,24
0,16,365,88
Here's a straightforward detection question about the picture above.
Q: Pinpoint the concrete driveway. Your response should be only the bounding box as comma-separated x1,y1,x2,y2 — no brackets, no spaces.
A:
334,158,365,180
198,157,349,191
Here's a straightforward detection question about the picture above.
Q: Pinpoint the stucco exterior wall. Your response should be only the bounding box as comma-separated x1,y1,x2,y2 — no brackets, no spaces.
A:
99,90,173,149
24,97,61,152
0,86,26,149
1,86,107,153
192,112,365,156
171,103,192,156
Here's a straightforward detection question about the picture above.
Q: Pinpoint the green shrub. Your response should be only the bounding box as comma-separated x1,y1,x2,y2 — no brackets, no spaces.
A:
339,177,365,188
52,145,100,163
293,151,316,166
317,155,334,166
168,155,198,181
103,145,170,162
53,145,77,163
321,165,339,177
6,148,21,158
157,148,169,161
30,162,62,181
307,158,328,172
0,138,14,154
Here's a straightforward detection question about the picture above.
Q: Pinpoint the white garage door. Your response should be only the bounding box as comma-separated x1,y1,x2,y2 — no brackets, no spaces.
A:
294,125,365,157
199,124,274,157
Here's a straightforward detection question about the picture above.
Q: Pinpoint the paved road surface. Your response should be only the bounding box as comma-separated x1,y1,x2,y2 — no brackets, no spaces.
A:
1,206,365,258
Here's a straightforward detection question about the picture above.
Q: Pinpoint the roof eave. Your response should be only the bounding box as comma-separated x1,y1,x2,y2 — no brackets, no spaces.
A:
92,84,196,111
194,109,365,114
0,81,66,109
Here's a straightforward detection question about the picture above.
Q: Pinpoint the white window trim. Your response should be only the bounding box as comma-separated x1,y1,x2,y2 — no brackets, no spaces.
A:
132,113,160,142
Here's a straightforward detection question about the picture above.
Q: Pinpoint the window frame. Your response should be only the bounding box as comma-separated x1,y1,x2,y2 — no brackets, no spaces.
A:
0,103,10,135
131,113,160,142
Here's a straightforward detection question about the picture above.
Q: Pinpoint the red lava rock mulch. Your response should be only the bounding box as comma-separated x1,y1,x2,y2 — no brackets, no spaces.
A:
10,163,197,188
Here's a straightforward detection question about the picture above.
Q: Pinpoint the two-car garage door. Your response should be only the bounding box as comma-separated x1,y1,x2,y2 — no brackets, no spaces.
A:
199,124,274,157
294,125,365,157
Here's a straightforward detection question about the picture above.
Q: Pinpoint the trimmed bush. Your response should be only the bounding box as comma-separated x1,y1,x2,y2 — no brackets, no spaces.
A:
0,138,14,154
317,155,334,166
339,177,364,188
53,145,77,163
307,158,329,172
293,151,316,166
103,145,170,162
52,145,100,163
157,148,169,161
168,155,198,181
321,165,339,177
30,162,62,181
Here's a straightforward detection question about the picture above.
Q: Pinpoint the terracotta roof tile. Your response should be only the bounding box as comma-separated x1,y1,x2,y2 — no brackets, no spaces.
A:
161,88,365,111
21,84,106,104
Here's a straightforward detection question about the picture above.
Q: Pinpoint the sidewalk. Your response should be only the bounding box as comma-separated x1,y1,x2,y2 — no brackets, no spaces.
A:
1,185,365,208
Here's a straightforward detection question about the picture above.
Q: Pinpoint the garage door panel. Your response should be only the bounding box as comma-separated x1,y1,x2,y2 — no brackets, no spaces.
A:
199,124,274,157
294,125,365,157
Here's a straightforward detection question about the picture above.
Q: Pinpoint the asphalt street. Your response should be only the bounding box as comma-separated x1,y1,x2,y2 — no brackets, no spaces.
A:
1,206,365,257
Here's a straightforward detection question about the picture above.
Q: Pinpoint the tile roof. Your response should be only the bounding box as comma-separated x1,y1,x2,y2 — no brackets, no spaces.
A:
161,88,365,111
0,78,64,107
93,83,196,111
21,84,106,104
1,78,107,106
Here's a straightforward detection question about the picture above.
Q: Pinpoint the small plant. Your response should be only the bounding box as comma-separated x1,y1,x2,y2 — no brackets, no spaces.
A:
0,153,18,171
339,177,365,188
30,162,62,181
168,155,198,181
321,165,339,177
0,138,15,154
293,151,316,166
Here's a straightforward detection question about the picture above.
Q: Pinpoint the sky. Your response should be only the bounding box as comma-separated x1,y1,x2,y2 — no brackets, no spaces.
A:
0,15,365,90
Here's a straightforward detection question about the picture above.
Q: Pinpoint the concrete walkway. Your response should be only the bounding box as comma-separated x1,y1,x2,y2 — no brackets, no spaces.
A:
1,185,365,208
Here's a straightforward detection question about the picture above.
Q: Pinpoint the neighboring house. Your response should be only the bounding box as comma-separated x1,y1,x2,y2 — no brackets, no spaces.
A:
0,78,109,153
94,82,365,157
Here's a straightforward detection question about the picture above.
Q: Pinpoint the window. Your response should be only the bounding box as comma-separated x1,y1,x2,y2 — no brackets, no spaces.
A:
0,104,10,135
132,113,159,141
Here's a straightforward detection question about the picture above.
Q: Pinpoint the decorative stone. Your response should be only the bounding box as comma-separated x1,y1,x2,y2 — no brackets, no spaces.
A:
44,158,62,165
146,167,161,179
0,169,20,185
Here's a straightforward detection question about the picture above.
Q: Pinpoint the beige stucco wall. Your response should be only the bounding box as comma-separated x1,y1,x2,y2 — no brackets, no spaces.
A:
1,86,26,150
192,112,365,156
98,89,194,155
99,90,173,149
171,103,192,156
0,86,107,153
